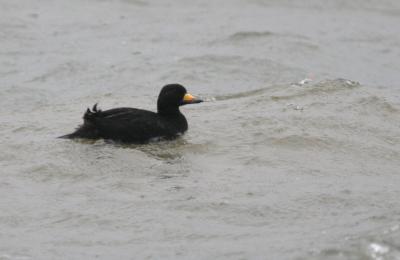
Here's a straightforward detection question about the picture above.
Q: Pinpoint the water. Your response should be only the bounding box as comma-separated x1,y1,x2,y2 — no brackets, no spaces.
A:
1,0,400,259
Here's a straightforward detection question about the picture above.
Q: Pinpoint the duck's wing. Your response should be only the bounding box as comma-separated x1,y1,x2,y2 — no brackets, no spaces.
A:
60,106,179,142
89,108,170,142
83,105,141,119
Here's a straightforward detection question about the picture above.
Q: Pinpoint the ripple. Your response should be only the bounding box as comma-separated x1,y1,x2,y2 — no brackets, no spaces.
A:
303,225,400,260
358,96,399,114
228,31,275,41
27,62,87,83
270,78,361,101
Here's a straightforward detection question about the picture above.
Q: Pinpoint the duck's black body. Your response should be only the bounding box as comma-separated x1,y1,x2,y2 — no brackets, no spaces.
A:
60,84,202,143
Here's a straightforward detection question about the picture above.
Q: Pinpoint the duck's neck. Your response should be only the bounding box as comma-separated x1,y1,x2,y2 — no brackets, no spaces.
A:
157,105,181,116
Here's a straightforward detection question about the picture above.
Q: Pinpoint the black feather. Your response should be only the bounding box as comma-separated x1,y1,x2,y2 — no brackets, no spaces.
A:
59,84,202,143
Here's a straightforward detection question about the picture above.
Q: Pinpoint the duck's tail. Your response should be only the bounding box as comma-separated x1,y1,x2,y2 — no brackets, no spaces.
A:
58,104,101,139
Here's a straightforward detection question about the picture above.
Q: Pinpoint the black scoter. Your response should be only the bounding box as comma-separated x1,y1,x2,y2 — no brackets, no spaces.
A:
59,84,203,143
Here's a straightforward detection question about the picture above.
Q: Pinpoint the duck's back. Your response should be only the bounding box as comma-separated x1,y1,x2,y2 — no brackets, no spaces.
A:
62,106,188,143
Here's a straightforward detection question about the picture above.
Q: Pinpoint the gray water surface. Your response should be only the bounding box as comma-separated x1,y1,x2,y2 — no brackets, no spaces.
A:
1,0,400,259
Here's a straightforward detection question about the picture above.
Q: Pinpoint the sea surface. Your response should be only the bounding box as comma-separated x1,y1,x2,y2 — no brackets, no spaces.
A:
1,0,400,259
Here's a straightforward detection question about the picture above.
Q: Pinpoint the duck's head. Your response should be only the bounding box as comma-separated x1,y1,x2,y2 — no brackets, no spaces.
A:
157,84,203,115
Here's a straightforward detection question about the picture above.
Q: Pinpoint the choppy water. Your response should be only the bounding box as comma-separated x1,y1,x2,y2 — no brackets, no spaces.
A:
1,0,400,259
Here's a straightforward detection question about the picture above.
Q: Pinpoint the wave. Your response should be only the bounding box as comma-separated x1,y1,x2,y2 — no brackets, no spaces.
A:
228,31,275,41
302,224,400,260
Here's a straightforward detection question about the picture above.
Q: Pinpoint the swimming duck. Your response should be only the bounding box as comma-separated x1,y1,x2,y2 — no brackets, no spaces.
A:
60,84,203,143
